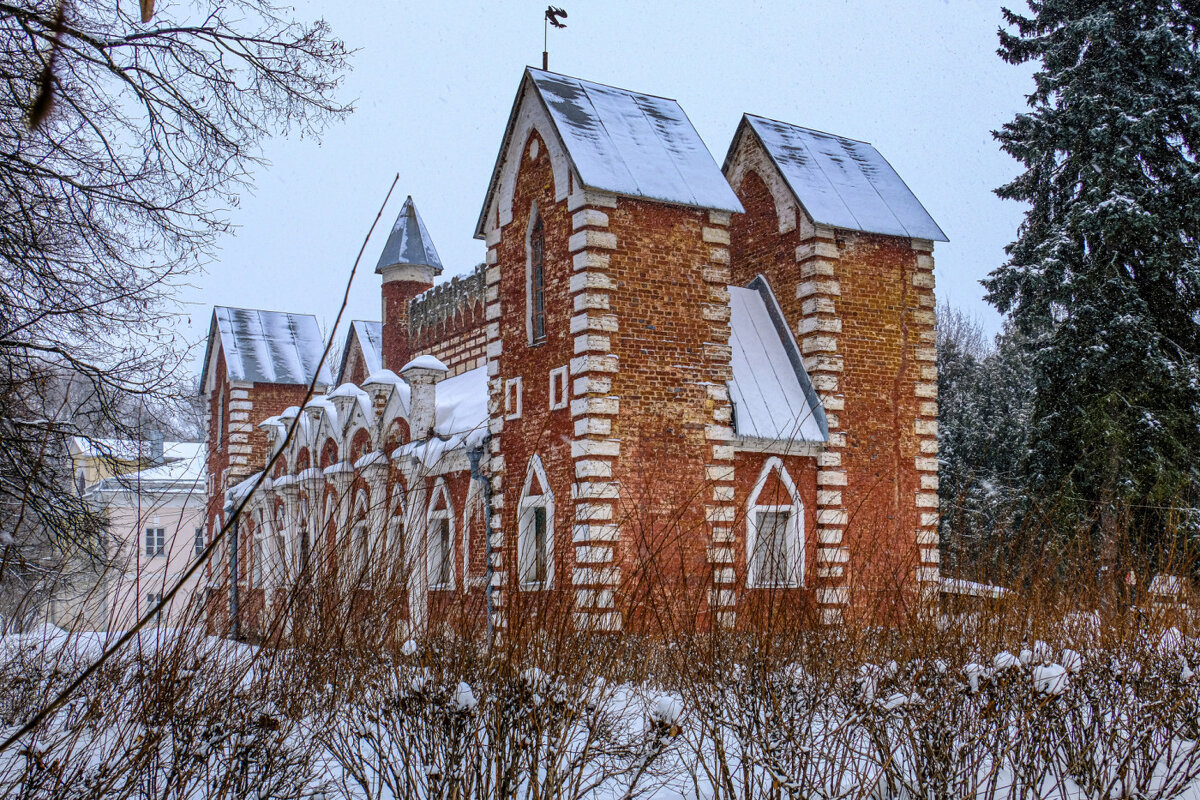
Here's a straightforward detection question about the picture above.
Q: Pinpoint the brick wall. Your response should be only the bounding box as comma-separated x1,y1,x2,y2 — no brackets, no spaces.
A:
726,135,939,621
203,346,316,624
485,129,578,631
410,265,488,377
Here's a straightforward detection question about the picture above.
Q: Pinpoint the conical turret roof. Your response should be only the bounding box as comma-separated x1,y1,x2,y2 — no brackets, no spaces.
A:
375,196,444,274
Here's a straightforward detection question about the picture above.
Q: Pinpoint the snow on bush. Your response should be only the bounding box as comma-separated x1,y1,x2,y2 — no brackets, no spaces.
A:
3,616,1200,800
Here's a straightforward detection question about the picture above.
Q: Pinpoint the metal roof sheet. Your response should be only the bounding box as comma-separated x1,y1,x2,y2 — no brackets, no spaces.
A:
739,115,947,241
211,307,332,387
351,320,383,377
526,69,743,213
729,279,828,443
375,196,444,274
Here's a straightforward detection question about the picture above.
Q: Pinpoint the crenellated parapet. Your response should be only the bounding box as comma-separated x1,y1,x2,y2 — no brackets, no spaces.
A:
409,264,488,375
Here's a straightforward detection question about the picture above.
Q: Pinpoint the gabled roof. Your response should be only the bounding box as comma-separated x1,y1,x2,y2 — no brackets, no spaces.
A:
727,114,947,242
728,278,828,443
201,307,332,394
376,196,444,274
477,68,742,237
337,320,383,384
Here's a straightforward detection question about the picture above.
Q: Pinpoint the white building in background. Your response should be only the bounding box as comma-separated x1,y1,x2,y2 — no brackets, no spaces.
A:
53,438,208,631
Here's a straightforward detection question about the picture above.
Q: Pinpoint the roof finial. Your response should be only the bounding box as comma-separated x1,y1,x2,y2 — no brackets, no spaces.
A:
543,6,567,71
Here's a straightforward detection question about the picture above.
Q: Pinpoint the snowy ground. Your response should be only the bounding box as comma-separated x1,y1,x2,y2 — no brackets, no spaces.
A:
2,622,1199,800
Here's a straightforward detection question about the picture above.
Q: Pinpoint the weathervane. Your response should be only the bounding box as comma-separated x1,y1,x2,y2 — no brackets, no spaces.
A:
543,6,567,71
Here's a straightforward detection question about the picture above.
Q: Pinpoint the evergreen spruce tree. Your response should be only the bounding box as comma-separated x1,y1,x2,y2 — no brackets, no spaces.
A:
937,309,1035,578
986,0,1200,552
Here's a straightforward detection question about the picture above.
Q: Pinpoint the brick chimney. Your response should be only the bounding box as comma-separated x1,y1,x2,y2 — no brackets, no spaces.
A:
377,196,443,372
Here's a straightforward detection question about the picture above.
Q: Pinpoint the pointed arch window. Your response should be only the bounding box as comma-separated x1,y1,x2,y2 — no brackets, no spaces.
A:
428,480,455,590
387,486,408,584
528,209,547,345
350,488,372,584
518,456,554,589
746,458,805,588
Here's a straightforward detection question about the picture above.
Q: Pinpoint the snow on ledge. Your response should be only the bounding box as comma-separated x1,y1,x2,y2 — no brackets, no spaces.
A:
939,577,1009,599
401,355,448,373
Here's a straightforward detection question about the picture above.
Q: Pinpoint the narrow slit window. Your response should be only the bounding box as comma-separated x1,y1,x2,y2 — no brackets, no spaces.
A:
530,213,547,344
532,506,548,584
504,377,523,420
436,519,452,587
549,366,569,410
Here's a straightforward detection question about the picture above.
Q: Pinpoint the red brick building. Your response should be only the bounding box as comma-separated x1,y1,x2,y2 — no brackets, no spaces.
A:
200,68,946,635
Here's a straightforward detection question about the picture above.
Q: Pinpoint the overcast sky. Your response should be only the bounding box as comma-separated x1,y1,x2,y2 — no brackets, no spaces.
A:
181,0,1036,377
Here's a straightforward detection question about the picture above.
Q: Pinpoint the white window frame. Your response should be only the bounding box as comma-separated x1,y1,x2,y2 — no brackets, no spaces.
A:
216,386,225,453
351,488,372,585
525,201,547,346
549,366,569,411
504,377,523,420
193,527,205,557
427,479,456,590
251,536,264,588
746,457,805,588
387,487,408,583
518,455,555,590
145,527,165,558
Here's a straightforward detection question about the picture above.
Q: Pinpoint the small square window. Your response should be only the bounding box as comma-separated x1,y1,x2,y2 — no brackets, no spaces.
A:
504,377,523,420
549,367,569,411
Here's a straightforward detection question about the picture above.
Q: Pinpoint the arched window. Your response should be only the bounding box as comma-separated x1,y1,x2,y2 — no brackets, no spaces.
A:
387,486,407,584
527,206,547,345
746,457,805,588
350,488,371,584
319,438,339,469
518,455,554,589
427,480,455,590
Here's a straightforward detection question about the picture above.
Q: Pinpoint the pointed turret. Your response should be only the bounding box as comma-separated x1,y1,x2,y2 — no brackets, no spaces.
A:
377,196,443,371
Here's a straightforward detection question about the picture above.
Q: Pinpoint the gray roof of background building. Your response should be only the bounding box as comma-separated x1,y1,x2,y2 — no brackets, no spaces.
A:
375,196,445,274
205,307,332,389
733,114,947,242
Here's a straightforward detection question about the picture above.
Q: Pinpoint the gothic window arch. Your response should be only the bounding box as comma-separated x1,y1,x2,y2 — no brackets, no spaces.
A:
387,485,408,584
350,487,371,585
746,457,805,588
427,479,455,590
518,455,554,589
526,202,547,345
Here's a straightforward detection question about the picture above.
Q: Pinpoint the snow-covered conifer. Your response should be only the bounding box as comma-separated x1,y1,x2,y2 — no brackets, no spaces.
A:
986,0,1200,539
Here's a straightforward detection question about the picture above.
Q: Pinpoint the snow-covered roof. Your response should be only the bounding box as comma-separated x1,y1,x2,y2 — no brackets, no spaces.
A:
730,115,947,242
338,320,382,383
729,279,827,443
477,69,742,236
393,366,488,468
91,441,205,493
375,195,444,274
435,366,487,437
203,307,332,392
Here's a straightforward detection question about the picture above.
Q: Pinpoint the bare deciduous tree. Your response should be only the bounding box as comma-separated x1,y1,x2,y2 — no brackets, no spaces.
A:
0,0,350,626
